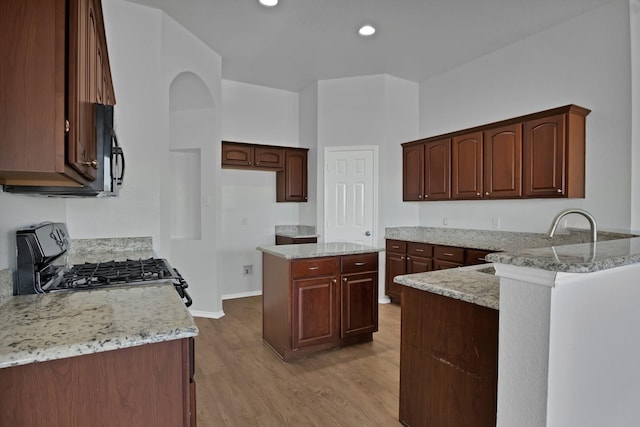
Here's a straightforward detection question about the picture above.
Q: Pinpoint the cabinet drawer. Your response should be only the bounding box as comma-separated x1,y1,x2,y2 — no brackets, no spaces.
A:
291,258,337,279
386,239,407,253
465,248,493,265
407,242,433,258
341,253,378,274
434,245,465,263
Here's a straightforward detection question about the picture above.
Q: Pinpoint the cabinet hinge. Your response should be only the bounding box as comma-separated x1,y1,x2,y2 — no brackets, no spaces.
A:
65,119,70,133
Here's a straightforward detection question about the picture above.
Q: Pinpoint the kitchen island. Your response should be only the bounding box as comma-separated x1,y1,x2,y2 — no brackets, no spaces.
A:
258,242,383,360
0,238,199,427
394,236,640,427
394,264,500,426
486,237,640,427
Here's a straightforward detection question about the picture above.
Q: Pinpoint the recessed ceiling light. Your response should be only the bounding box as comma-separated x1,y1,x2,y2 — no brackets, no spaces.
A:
259,0,278,7
358,25,376,37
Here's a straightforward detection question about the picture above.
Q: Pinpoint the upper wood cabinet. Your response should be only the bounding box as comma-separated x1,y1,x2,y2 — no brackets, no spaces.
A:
221,141,308,202
0,0,115,187
523,106,588,198
401,105,590,202
221,141,284,170
403,139,451,201
276,148,308,202
452,132,483,199
483,124,522,198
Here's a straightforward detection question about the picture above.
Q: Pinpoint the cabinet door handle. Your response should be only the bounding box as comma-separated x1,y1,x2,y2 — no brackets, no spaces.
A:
81,160,99,169
418,195,423,199
556,189,562,193
400,256,405,260
343,277,348,282
424,194,429,198
477,192,481,196
415,248,424,252
354,262,365,266
485,192,490,196
444,252,454,257
392,245,399,249
256,161,260,165
308,266,319,270
248,161,253,165
406,256,411,260
332,279,337,284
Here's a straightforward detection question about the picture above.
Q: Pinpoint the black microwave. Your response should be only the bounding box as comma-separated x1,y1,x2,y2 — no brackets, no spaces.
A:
4,104,125,197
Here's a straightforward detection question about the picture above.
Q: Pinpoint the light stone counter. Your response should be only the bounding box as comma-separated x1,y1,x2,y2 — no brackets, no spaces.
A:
0,269,12,307
68,237,153,265
485,236,640,273
394,264,499,310
0,283,198,368
385,226,635,252
257,242,383,259
275,225,318,239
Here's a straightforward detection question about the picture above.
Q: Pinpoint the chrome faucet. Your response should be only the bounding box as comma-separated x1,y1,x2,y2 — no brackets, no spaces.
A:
548,208,598,242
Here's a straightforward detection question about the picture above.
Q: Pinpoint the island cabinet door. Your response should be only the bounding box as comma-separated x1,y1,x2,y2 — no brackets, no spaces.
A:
291,276,340,349
340,271,378,338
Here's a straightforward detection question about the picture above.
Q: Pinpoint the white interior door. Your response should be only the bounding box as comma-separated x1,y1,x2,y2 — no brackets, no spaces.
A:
324,147,377,246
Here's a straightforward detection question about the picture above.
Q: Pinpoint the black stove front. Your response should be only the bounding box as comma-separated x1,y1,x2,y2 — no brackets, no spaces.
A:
15,222,192,307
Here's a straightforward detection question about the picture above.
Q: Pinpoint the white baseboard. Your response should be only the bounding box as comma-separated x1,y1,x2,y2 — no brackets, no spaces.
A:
221,290,263,300
379,295,391,304
189,309,225,319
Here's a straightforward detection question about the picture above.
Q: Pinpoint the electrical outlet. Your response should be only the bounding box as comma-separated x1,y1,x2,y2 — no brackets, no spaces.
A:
243,264,253,276
443,217,448,226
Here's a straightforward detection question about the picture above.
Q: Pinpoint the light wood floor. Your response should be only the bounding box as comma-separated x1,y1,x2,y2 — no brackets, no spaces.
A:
194,296,402,426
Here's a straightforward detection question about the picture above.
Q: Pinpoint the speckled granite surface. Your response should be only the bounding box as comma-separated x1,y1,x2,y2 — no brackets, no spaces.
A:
258,242,383,259
385,226,635,252
68,237,153,264
0,269,12,307
486,237,640,273
275,225,318,238
394,264,500,310
0,283,198,368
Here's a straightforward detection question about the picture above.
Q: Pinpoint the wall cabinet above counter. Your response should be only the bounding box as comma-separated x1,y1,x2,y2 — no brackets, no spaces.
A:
222,141,308,202
402,104,590,201
0,0,116,188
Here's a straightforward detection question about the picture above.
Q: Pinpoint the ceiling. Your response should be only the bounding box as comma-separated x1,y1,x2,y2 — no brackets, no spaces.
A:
125,0,613,92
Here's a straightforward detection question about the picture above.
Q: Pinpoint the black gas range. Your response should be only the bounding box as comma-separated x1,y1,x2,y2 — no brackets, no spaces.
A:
15,222,192,306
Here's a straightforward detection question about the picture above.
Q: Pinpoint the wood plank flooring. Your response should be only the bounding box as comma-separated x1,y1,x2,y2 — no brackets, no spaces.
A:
194,296,401,426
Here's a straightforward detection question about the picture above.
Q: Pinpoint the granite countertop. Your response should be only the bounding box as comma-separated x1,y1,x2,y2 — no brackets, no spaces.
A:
258,242,383,259
0,283,198,368
275,225,319,238
486,236,640,273
385,226,635,252
394,264,500,310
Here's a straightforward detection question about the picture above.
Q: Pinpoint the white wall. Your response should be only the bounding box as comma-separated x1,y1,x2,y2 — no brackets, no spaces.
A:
631,0,640,233
298,82,319,227
219,80,300,298
418,0,633,233
316,74,420,247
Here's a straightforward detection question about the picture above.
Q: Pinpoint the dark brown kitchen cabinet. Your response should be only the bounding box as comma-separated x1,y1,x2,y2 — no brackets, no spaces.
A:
403,139,451,201
262,252,378,361
292,274,340,349
385,240,433,302
340,253,379,338
433,245,465,270
401,104,589,202
0,0,115,187
276,148,308,202
0,338,195,427
465,248,494,266
385,239,494,301
221,141,284,170
400,286,498,427
484,124,523,198
275,235,318,245
452,132,483,199
523,106,589,198
403,144,424,201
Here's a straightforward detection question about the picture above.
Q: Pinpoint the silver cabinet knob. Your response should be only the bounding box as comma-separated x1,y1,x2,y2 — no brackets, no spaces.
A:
485,192,490,196
418,195,423,199
556,189,562,193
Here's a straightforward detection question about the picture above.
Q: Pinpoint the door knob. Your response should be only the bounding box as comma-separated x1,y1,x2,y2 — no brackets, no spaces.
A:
365,231,371,236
